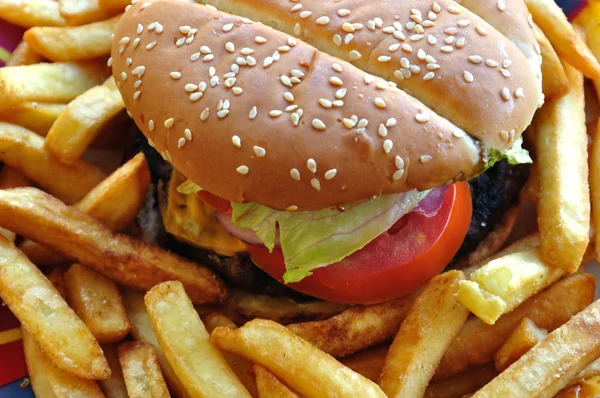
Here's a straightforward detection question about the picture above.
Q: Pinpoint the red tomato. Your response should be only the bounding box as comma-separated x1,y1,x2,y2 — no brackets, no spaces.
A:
196,191,232,214
246,182,472,304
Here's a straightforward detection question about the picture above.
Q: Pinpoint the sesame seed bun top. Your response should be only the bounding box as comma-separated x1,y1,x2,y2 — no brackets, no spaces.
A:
111,0,540,211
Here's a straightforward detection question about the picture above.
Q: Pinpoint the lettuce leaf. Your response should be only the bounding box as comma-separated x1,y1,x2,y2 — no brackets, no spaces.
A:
231,190,428,283
485,137,532,169
177,179,203,195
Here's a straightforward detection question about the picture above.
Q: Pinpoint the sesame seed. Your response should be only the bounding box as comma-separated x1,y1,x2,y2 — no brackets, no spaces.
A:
343,22,356,33
269,110,282,117
401,44,413,53
378,56,392,63
475,25,488,36
307,159,317,173
426,63,440,70
311,178,321,191
410,34,423,41
445,36,455,45
332,63,343,73
155,23,163,33
357,118,368,128
177,138,186,148
401,57,410,69
107,57,112,67
210,76,219,87
201,108,210,120
329,76,343,86
278,45,291,52
469,55,483,64
325,169,337,180
395,155,404,169
312,119,326,130
440,46,453,53
137,24,143,34
290,168,301,181
291,3,302,12
378,124,388,137
148,120,155,131
126,58,133,66
241,47,254,55
445,27,457,35
217,110,230,118
486,59,498,67
184,129,192,141
175,38,185,47
422,20,435,27
349,50,362,60
497,0,506,11
185,83,199,92
455,37,465,48
463,71,474,83
364,75,374,85
338,8,350,16
286,205,298,211
374,97,386,109
394,31,406,40
288,38,297,46
146,41,157,50
335,88,347,99
501,87,511,101
417,49,427,60
458,19,470,27
500,130,510,141
515,88,525,98
433,2,441,12
232,135,241,147
500,68,511,78
236,165,249,175
383,140,393,154
253,146,266,157
223,23,234,32
249,106,258,119
163,118,174,128
179,25,191,34
232,87,243,95
344,34,354,45
283,92,295,103
225,42,235,53
189,92,202,101
393,169,405,181
120,72,127,81
415,112,429,123
318,99,333,108
410,65,421,74
291,69,305,78
448,5,460,14
389,43,401,52
300,11,312,19
343,118,356,128
316,16,330,25
191,52,200,61
420,155,432,163
280,75,293,87
383,26,395,34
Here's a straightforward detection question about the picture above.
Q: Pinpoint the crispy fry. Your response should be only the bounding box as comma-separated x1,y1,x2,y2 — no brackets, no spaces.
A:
525,0,600,79
98,0,129,11
533,24,569,101
6,41,43,67
202,313,237,331
435,273,595,380
535,60,590,272
0,62,107,111
575,3,600,100
59,0,120,26
24,15,120,62
23,328,104,398
212,319,386,398
521,162,539,203
99,344,129,398
0,123,106,204
0,188,227,304
118,341,170,398
65,263,131,344
557,376,600,398
0,236,109,379
287,292,416,357
122,291,190,398
145,281,250,397
457,247,567,325
340,345,389,383
0,102,65,136
0,166,31,189
46,266,68,299
570,358,600,389
379,271,469,398
592,122,600,262
424,364,498,398
0,0,66,27
254,364,299,398
45,76,125,162
473,299,600,397
494,317,548,372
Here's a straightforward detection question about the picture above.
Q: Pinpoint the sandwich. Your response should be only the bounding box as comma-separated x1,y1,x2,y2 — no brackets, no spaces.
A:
111,0,542,304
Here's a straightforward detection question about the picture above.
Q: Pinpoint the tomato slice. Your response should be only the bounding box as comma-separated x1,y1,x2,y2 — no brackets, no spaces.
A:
247,182,472,304
196,191,232,214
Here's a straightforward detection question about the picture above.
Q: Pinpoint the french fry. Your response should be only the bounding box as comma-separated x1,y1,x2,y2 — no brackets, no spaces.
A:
0,123,106,204
24,15,120,62
556,376,600,398
46,266,68,299
59,0,120,26
494,317,548,372
212,319,386,398
575,3,600,99
286,292,416,357
202,313,258,397
0,102,65,136
0,166,30,241
6,41,43,67
340,345,389,383
0,236,109,379
535,60,590,273
379,271,469,398
64,263,131,344
254,364,299,398
209,288,349,325
524,0,600,79
45,76,125,162
570,358,600,389
424,364,498,398
100,344,129,398
0,0,66,28
122,291,190,398
592,122,600,262
0,62,108,111
145,281,251,398
98,0,129,11
533,25,569,101
457,247,567,325
0,188,227,304
521,162,540,203
20,152,150,265
23,329,105,398
473,299,600,397
118,341,170,398
435,273,595,380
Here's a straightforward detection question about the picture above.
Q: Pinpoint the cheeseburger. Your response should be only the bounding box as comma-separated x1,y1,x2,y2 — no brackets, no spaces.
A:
111,0,542,304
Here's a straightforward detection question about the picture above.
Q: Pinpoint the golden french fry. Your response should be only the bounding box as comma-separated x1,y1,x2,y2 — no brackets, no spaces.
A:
255,364,299,398
122,291,190,398
435,273,595,380
6,41,43,67
0,62,107,111
457,248,567,325
521,162,540,203
574,3,600,99
59,0,120,26
0,188,227,304
45,76,124,162
0,102,65,136
424,364,498,398
23,328,105,398
0,0,66,27
474,299,600,397
46,266,68,299
525,0,600,79
533,25,569,101
556,376,600,398
379,271,469,398
202,313,237,331
494,317,548,372
340,345,389,383
118,341,170,398
0,123,106,204
20,152,150,266
24,15,120,62
145,281,251,398
98,0,129,11
536,60,590,273
591,122,600,262
100,344,129,398
570,358,600,389
287,292,416,357
0,166,31,189
0,237,109,379
65,263,131,344
212,319,386,398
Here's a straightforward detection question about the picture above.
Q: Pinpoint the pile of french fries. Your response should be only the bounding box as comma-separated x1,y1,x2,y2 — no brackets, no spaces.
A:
2,0,600,397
